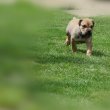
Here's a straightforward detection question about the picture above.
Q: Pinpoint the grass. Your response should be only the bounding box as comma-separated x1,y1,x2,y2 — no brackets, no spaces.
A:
0,2,110,110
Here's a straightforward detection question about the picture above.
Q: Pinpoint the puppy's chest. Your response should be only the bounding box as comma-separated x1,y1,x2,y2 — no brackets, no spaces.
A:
74,32,86,42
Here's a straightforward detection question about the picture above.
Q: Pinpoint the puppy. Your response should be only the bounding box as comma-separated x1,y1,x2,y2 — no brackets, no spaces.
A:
65,17,95,56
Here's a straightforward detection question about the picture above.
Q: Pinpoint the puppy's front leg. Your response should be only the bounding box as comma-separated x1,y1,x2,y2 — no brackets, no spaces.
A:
86,38,92,56
65,33,71,46
71,38,77,53
65,35,71,46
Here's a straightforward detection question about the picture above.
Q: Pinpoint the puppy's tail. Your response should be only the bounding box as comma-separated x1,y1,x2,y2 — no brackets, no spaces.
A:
73,17,77,20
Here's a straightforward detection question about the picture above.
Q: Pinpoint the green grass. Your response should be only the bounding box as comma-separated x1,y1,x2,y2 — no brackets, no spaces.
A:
0,2,110,110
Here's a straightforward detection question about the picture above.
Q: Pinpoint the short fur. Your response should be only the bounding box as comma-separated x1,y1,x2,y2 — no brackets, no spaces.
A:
65,17,95,56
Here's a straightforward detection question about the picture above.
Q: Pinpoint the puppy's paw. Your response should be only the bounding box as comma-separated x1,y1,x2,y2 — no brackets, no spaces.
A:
65,40,70,46
86,50,92,56
72,52,77,55
86,53,92,56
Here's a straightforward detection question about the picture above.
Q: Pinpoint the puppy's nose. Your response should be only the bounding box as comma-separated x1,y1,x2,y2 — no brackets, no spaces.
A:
87,28,92,32
88,30,91,33
87,30,92,35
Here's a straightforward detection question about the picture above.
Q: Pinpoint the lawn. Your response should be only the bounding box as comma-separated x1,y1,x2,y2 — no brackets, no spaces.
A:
0,2,110,110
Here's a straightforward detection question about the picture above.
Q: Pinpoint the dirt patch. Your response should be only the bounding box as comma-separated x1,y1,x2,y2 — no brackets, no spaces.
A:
66,0,110,17
33,0,110,17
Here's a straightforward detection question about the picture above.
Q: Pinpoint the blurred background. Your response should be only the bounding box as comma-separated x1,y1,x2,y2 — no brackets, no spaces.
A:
34,0,110,16
0,0,110,110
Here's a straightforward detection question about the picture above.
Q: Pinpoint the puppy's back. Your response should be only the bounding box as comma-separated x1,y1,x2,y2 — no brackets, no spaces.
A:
66,17,79,34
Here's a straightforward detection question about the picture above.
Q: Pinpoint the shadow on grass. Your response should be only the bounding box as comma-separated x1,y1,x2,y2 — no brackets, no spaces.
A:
35,51,110,70
36,54,109,68
78,49,109,57
36,55,84,64
29,79,91,97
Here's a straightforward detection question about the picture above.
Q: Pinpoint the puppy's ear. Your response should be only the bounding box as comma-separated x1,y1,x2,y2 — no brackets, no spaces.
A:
79,19,82,26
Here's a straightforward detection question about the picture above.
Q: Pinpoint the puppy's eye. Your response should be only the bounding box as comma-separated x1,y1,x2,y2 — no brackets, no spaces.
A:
82,25,87,28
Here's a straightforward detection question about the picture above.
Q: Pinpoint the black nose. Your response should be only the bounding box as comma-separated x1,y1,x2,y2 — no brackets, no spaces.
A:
87,30,92,36
87,30,92,34
88,30,91,33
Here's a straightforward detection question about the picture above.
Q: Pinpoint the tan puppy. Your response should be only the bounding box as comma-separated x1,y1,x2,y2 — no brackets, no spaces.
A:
65,17,95,56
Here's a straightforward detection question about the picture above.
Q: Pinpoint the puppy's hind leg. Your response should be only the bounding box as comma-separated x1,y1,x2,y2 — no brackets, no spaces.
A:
71,38,77,53
65,32,71,46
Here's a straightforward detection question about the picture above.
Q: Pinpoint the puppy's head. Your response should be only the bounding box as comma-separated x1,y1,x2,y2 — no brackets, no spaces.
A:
79,18,94,36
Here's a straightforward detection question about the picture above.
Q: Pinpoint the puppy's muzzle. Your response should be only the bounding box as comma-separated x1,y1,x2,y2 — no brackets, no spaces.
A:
87,30,92,36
